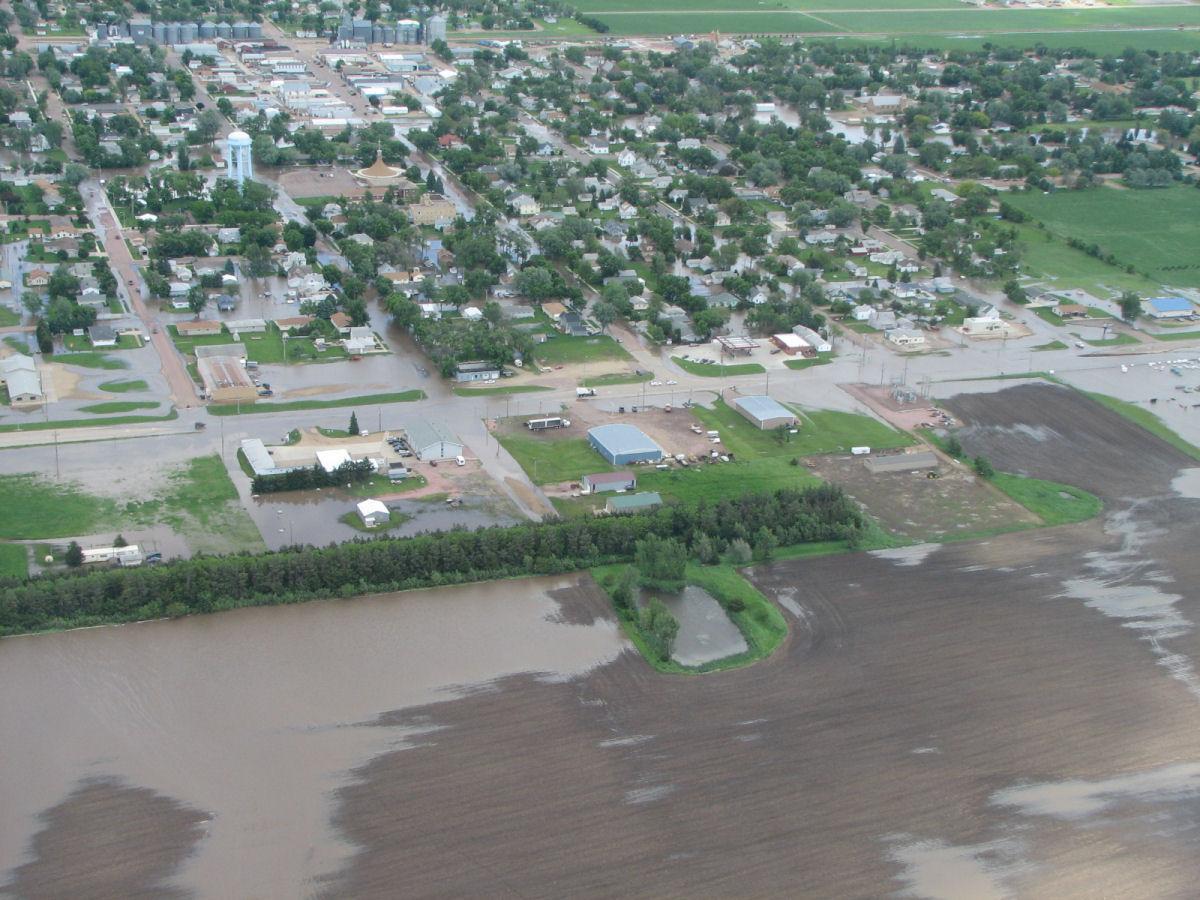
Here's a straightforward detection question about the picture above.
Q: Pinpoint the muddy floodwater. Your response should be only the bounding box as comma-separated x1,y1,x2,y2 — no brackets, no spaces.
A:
0,577,627,899
644,585,747,666
4,385,1200,898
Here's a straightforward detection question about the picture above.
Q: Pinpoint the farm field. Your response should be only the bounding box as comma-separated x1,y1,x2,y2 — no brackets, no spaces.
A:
1007,186,1200,290
581,1,1200,38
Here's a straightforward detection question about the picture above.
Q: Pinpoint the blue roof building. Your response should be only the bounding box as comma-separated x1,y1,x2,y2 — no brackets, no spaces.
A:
588,424,664,466
1144,297,1194,319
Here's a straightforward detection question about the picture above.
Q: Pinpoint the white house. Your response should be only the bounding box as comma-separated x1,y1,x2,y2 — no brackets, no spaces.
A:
886,327,926,347
356,498,390,528
344,326,376,354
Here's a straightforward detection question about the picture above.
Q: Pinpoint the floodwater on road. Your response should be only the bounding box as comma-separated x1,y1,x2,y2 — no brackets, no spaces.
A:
0,576,628,899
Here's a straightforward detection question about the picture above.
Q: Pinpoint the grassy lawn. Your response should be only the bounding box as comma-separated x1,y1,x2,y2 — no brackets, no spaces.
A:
636,457,820,504
1034,307,1065,327
591,561,788,675
496,432,612,485
991,473,1102,527
1014,223,1161,298
208,390,424,415
783,356,833,371
0,410,178,433
0,307,19,327
99,379,149,392
692,398,913,460
347,473,428,498
63,333,142,351
0,474,117,539
1083,391,1200,462
533,335,631,366
1032,340,1068,351
1079,332,1138,347
453,384,552,397
580,371,654,387
842,321,878,334
171,323,346,365
0,542,28,579
672,356,765,377
79,401,159,414
1008,186,1200,290
1152,331,1200,342
48,352,128,370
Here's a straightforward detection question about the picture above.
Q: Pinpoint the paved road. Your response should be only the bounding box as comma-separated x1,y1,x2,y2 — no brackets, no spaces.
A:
81,183,201,408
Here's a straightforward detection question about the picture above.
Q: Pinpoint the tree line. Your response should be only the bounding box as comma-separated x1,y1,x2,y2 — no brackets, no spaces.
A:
0,485,863,636
251,460,375,495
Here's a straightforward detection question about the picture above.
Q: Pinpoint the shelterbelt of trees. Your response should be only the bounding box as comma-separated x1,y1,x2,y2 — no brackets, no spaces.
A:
0,485,862,636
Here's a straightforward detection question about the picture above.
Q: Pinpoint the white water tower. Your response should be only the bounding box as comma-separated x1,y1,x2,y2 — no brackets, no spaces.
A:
224,130,253,188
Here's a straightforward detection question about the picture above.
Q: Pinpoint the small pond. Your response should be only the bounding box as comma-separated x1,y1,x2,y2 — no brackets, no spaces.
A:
642,585,748,667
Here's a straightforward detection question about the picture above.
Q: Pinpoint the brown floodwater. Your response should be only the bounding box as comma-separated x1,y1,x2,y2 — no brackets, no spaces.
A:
0,577,628,899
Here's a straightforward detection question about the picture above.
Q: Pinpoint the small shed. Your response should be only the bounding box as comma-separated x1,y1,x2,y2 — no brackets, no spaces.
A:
356,498,390,527
732,395,797,431
582,471,637,494
587,424,664,466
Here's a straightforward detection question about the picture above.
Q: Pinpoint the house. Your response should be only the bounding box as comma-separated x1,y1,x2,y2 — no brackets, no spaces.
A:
356,498,390,528
330,311,352,334
1057,303,1088,319
0,354,43,405
558,311,590,337
88,324,118,347
226,319,267,335
344,326,376,355
850,304,873,322
407,193,457,226
541,301,567,321
274,315,313,333
454,360,500,382
771,333,807,355
1144,296,1194,319
582,471,637,494
176,320,223,337
886,327,926,348
25,269,50,288
403,421,463,460
511,194,540,216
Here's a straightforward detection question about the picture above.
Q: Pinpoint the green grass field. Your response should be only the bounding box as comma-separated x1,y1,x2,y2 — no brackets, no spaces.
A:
99,379,149,393
1008,187,1200,290
0,474,116,539
48,352,128,370
0,542,27,579
0,410,178,433
990,473,1102,527
576,1,1200,37
580,371,654,387
0,307,19,327
496,433,613,484
171,324,347,365
208,390,424,415
79,401,159,414
672,356,765,377
453,384,552,397
533,335,631,366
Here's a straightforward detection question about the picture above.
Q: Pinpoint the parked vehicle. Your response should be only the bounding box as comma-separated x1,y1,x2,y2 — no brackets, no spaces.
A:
526,416,570,431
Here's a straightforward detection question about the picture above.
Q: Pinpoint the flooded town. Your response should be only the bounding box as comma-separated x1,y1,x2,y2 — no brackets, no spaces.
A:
2,0,1200,897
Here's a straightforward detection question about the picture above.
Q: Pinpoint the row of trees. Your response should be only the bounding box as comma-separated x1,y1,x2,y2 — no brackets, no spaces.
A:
251,460,374,495
0,485,864,636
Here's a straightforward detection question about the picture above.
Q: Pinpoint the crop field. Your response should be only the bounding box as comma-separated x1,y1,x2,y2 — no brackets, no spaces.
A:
578,0,1200,39
1007,186,1200,290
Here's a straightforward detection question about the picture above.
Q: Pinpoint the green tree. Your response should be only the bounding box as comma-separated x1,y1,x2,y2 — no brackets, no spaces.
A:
944,434,964,458
64,541,83,567
635,535,686,592
113,534,128,547
610,565,638,612
638,597,680,662
754,526,778,561
1120,291,1141,322
348,411,360,436
973,455,995,479
726,538,752,566
187,286,206,316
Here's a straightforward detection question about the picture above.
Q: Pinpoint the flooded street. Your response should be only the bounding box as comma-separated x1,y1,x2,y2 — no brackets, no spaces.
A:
0,577,628,898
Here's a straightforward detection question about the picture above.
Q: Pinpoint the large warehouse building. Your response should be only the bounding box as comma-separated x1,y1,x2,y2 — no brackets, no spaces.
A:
733,395,797,430
588,424,664,466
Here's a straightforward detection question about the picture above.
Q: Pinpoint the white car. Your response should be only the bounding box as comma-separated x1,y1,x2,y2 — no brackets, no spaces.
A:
666,379,678,385
650,380,662,386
